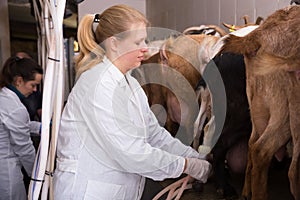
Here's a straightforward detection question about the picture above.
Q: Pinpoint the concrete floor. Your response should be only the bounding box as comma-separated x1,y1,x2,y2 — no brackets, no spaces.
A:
141,158,294,200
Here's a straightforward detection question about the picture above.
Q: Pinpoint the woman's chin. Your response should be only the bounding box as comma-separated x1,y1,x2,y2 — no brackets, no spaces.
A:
133,62,142,68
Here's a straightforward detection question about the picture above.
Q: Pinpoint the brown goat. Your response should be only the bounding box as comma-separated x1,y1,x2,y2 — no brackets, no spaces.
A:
134,34,215,140
221,5,300,200
159,34,223,144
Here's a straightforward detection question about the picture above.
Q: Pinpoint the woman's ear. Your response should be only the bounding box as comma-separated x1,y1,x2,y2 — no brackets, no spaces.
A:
109,36,119,52
14,76,24,87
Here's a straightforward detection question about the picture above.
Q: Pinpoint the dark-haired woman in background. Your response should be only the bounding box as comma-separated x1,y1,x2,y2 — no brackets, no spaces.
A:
14,52,43,122
0,56,43,200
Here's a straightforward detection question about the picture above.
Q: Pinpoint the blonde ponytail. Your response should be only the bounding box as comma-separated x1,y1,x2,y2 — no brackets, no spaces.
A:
75,14,105,79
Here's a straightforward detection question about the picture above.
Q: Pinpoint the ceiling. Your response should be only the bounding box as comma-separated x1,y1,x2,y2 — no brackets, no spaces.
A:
8,0,78,40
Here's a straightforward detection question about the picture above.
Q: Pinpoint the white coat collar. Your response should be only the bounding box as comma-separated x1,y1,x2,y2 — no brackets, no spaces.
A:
102,56,128,89
2,87,20,101
102,57,143,113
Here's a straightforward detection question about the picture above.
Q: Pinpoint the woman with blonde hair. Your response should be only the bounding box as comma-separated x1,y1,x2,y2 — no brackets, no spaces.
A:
53,4,211,199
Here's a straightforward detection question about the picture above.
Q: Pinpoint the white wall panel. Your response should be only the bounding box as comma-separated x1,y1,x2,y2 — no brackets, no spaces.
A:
78,0,146,21
146,0,293,32
220,0,236,26
278,0,293,8
192,0,207,25
255,0,278,21
206,0,220,25
236,0,255,25
177,0,193,31
78,0,295,35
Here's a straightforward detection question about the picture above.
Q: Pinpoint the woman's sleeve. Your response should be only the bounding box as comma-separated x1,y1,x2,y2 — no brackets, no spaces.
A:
29,121,41,135
4,107,36,176
144,103,202,159
130,80,203,159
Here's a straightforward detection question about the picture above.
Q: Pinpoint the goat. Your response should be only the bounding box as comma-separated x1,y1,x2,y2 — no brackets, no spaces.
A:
221,5,300,200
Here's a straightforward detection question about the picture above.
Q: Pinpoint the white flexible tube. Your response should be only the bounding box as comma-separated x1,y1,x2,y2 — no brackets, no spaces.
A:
28,0,66,199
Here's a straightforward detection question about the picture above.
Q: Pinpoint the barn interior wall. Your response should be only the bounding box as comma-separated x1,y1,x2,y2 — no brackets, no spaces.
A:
146,0,291,32
78,0,292,36
0,0,11,68
78,0,146,21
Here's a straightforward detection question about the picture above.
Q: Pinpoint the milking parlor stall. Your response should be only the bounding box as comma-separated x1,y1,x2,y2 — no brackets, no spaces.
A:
20,0,299,199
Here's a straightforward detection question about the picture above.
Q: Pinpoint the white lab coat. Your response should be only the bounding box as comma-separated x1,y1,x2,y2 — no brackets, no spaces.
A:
0,87,40,200
53,57,200,200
